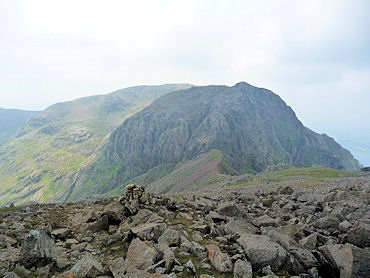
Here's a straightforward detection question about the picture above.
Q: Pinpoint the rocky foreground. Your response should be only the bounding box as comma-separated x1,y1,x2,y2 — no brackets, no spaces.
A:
0,177,369,278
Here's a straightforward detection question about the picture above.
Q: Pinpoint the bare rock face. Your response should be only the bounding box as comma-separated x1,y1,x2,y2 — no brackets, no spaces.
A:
237,234,287,271
20,229,58,268
205,244,233,272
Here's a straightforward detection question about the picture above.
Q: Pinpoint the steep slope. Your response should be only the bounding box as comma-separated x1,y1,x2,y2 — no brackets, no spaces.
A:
75,82,360,198
0,84,191,206
0,108,37,145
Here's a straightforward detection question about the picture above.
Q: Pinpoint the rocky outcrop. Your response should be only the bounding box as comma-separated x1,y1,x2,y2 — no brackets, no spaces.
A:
93,82,361,193
0,179,369,277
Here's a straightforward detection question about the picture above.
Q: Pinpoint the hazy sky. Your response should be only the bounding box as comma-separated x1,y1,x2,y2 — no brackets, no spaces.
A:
0,0,369,164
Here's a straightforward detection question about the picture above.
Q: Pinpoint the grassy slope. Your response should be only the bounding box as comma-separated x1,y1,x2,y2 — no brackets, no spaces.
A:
102,151,356,199
146,149,238,194
228,166,356,189
0,84,192,206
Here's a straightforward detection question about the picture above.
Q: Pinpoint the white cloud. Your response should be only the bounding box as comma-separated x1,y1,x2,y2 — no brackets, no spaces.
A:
0,0,369,162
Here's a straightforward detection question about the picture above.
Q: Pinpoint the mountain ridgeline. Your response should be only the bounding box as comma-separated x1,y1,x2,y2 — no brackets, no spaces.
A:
0,84,192,206
74,82,361,197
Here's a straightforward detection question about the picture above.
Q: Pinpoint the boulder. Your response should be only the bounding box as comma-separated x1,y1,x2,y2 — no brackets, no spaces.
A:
20,229,58,268
109,257,127,278
69,254,104,278
319,243,370,278
344,220,370,248
217,202,246,218
86,215,109,232
286,248,319,275
237,234,287,271
279,186,293,195
51,228,71,239
313,215,340,233
267,230,298,250
103,202,126,224
131,223,167,241
109,257,166,278
125,238,158,270
205,244,233,272
223,219,258,237
253,215,278,227
158,228,180,247
156,243,175,273
233,259,252,278
0,235,17,247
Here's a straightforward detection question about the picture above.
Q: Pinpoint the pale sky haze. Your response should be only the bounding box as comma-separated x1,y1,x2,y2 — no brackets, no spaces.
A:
0,0,369,164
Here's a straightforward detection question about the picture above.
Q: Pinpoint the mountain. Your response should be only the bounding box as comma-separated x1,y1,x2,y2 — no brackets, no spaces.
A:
73,82,361,198
0,84,192,206
0,108,37,145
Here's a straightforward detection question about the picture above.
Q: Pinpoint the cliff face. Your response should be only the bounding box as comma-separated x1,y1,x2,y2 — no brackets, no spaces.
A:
99,82,360,188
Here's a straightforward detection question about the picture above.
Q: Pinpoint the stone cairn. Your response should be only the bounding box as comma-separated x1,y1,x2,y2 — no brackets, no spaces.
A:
118,183,151,215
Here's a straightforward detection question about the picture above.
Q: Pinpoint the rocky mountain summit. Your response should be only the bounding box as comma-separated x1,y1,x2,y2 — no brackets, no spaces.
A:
1,174,369,278
77,82,361,200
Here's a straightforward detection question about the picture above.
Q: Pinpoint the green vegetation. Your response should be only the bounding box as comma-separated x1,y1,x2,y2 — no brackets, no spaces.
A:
0,84,191,206
230,166,356,188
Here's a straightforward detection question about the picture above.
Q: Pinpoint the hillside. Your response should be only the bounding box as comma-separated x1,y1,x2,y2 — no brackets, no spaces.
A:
0,108,37,145
74,82,361,199
0,84,192,206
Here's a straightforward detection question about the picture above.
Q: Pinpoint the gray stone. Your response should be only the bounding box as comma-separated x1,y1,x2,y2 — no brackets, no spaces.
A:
125,238,158,270
158,228,180,246
233,259,252,278
344,220,370,248
253,215,278,227
51,228,70,239
237,234,287,271
131,222,167,241
319,243,370,278
70,254,104,278
156,242,175,273
20,229,58,268
185,260,196,274
86,215,109,232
